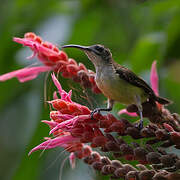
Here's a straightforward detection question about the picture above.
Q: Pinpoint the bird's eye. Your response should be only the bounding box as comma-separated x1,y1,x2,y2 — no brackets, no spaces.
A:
94,45,104,53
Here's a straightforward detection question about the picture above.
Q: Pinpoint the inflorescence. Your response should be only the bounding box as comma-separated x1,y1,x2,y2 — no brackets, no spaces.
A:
0,33,179,180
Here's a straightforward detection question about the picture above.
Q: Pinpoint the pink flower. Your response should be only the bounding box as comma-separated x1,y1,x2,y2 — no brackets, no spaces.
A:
0,32,68,82
150,61,159,96
0,32,101,94
118,60,160,116
118,109,137,117
0,66,52,82
28,135,80,155
69,152,76,169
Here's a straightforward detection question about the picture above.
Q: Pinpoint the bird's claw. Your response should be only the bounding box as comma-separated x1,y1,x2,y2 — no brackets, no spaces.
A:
90,108,101,119
136,120,143,130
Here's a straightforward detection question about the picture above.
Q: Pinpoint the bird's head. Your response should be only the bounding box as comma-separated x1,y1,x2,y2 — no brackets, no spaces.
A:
62,44,112,67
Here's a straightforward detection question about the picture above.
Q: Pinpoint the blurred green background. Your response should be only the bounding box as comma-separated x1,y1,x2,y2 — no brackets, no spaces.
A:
0,0,180,180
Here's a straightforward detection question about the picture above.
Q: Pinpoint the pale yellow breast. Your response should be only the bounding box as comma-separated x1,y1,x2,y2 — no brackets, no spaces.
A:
95,66,147,105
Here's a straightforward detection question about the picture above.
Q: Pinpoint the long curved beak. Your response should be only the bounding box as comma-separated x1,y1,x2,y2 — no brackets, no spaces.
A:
61,44,92,52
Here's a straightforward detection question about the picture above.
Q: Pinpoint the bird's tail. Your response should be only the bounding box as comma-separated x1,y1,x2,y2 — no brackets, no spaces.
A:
155,96,172,105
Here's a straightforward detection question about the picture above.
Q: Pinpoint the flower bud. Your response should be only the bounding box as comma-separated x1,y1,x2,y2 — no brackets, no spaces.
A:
91,152,101,162
113,168,126,178
126,171,138,180
101,165,116,175
155,129,169,140
83,156,94,165
92,136,107,147
111,160,123,168
134,147,148,161
105,141,120,151
120,144,133,155
101,156,111,165
138,170,155,180
146,152,161,164
152,171,168,180
83,146,92,157
126,127,142,139
160,155,176,167
141,127,155,137
92,161,104,171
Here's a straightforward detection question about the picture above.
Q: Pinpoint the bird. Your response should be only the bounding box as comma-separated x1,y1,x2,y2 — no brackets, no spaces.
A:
62,44,171,129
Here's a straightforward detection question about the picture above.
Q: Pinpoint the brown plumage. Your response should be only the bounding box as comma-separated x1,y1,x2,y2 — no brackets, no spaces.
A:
112,61,171,105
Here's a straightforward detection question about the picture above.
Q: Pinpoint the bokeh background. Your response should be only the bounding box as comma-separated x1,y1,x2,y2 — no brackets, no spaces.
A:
0,0,180,180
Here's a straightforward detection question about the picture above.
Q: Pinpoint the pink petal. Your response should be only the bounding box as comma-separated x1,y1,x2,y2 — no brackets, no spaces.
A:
28,135,79,155
15,39,46,64
50,111,74,121
118,109,137,117
0,66,52,82
51,73,72,102
13,37,59,64
73,114,91,123
150,61,159,96
18,74,38,82
66,90,72,102
49,117,78,134
69,152,76,169
53,91,59,99
49,115,90,135
60,114,75,120
37,53,51,64
51,73,63,92
37,43,59,57
13,37,37,59
42,120,58,128
13,37,36,48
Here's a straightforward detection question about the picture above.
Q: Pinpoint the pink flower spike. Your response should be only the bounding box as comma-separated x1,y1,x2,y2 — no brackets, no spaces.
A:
118,109,137,117
150,61,159,96
69,152,76,169
51,73,63,92
28,135,79,155
0,66,52,82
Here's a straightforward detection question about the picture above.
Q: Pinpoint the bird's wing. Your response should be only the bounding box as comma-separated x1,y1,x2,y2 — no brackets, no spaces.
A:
114,64,155,97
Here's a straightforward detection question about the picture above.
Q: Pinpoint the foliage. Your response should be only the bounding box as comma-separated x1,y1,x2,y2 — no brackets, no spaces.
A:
0,0,180,180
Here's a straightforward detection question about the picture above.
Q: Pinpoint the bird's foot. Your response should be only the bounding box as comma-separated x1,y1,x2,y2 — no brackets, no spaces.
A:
136,119,143,130
90,108,101,119
90,107,112,119
137,120,144,130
